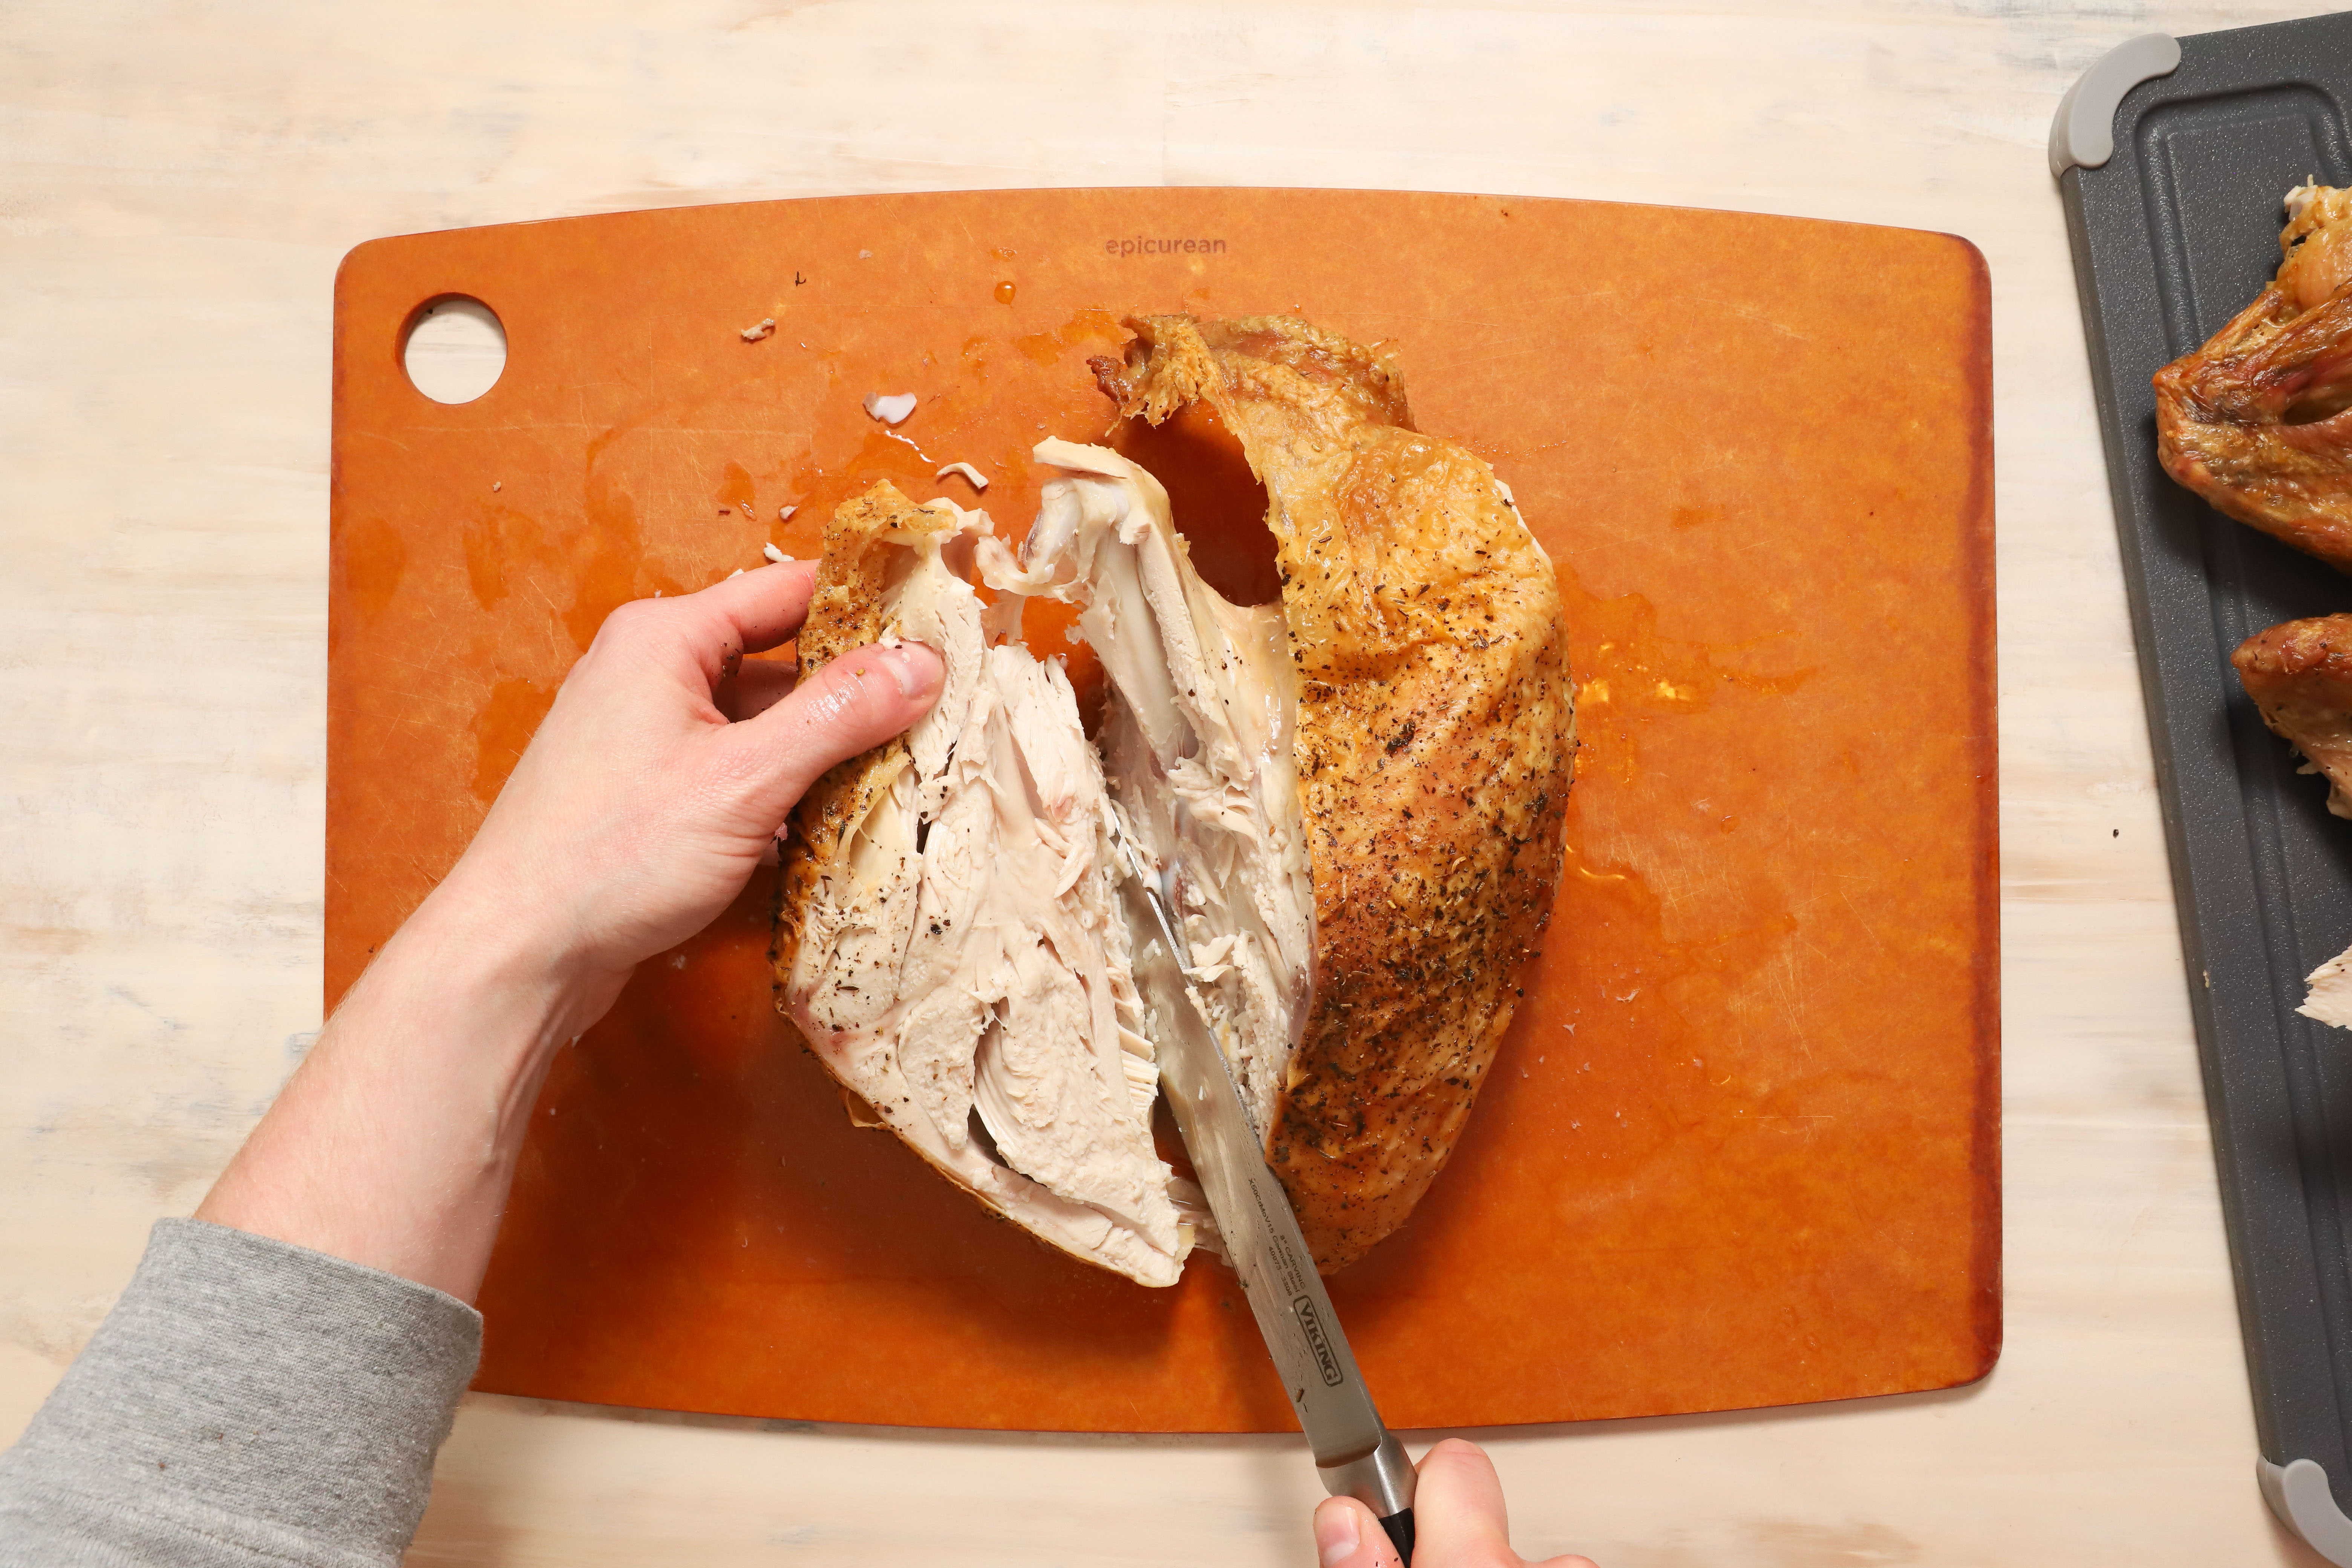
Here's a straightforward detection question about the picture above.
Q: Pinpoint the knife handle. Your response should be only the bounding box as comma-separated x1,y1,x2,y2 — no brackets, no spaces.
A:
1323,1433,1418,1563
1376,1507,1416,1565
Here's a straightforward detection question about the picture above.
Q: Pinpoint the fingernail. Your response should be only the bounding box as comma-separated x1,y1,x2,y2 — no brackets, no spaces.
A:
1314,1501,1360,1568
880,643,938,700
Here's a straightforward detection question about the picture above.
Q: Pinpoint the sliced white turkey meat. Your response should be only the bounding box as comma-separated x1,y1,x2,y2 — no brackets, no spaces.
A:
978,439,1314,1137
776,487,1198,1286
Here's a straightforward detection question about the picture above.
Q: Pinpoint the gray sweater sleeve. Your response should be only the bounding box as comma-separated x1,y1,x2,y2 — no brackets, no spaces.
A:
0,1218,482,1568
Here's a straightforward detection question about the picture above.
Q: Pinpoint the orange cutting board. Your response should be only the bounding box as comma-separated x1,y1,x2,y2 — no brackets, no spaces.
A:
329,188,1995,1432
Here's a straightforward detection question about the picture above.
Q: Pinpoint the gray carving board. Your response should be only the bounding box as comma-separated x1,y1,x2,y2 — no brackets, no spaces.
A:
2055,13,2352,1562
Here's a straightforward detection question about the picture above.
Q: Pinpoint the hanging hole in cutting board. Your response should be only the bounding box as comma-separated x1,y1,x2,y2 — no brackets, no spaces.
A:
401,295,507,404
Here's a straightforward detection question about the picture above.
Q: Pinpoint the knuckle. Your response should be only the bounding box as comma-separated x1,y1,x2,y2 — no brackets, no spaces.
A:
593,597,660,646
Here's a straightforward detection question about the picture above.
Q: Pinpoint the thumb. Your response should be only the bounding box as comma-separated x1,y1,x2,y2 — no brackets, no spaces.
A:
1407,1439,1599,1568
718,640,944,821
1413,1439,1519,1564
1312,1498,1405,1568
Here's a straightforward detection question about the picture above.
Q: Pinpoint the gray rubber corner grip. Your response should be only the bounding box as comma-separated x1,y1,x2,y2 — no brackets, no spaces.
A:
2049,33,2184,178
2261,1458,2352,1565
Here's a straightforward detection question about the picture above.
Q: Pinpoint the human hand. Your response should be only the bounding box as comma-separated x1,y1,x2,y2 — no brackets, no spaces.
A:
429,559,944,1027
198,560,940,1300
1313,1441,1597,1568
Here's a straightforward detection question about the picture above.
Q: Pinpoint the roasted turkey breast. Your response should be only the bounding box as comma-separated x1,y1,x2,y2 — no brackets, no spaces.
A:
1089,316,1574,1270
775,315,1572,1280
2155,182,2352,570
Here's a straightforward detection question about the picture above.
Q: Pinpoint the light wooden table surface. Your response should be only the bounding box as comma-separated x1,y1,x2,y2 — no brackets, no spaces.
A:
2,2,2336,1563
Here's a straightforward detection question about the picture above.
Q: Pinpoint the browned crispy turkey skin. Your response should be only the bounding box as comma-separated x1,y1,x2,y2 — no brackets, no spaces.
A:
776,484,934,971
2156,184,2352,570
1098,316,1575,1270
2234,613,2352,819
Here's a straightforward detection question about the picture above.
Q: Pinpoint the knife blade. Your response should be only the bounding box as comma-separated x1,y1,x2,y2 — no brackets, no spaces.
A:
1113,822,1418,1564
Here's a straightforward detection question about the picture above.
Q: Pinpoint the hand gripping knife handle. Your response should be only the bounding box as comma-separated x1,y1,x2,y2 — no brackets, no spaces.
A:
1328,1435,1418,1561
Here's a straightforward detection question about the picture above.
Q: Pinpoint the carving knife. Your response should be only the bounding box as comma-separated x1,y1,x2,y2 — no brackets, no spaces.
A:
1113,824,1419,1563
